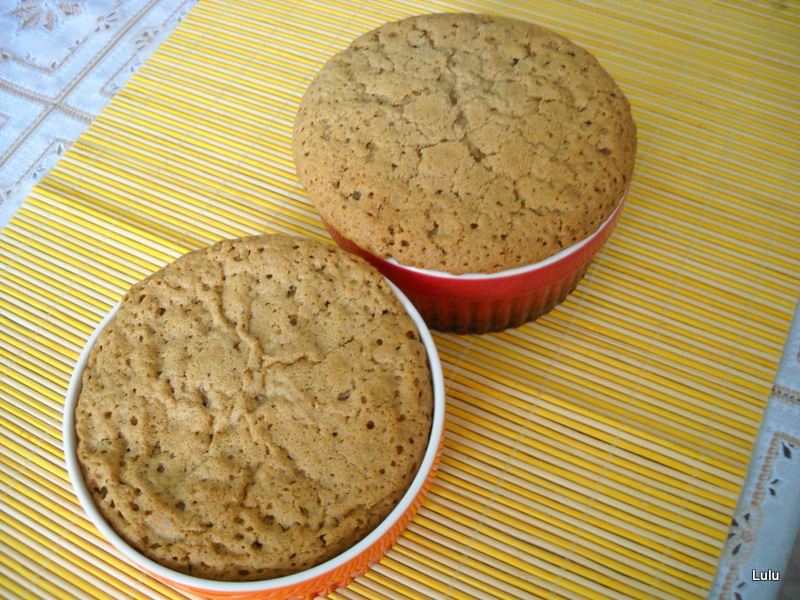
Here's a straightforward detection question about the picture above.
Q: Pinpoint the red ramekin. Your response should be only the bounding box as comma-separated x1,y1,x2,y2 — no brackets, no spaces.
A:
63,282,445,600
325,192,628,334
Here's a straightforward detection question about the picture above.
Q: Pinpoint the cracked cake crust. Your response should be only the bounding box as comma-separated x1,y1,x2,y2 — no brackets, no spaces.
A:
293,12,637,274
75,234,433,581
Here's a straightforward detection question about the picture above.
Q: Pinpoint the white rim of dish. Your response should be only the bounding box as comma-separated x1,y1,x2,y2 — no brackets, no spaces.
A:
384,192,627,280
63,281,445,593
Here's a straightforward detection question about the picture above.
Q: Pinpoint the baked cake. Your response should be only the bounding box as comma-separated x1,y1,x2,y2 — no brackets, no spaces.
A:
293,13,637,274
75,234,433,581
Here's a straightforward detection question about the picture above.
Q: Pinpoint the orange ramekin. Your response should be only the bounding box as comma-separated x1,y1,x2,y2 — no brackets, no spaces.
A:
63,281,445,600
325,191,628,334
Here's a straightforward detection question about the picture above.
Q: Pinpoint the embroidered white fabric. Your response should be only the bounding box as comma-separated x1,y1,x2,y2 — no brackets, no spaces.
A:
710,306,800,600
0,0,196,228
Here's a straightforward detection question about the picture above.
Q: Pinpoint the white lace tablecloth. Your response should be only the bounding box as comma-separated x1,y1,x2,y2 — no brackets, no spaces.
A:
0,0,196,226
0,2,798,598
711,310,800,600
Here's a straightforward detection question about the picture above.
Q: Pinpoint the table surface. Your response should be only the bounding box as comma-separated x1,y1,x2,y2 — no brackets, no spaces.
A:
1,1,799,599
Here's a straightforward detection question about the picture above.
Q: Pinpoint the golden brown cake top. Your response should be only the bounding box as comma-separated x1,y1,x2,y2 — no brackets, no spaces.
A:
75,234,433,581
293,12,637,274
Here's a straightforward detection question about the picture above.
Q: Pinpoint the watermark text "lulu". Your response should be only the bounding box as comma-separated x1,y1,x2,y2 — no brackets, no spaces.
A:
752,569,781,581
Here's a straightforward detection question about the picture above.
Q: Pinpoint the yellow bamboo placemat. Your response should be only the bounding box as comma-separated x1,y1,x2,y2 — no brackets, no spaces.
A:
1,0,799,598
